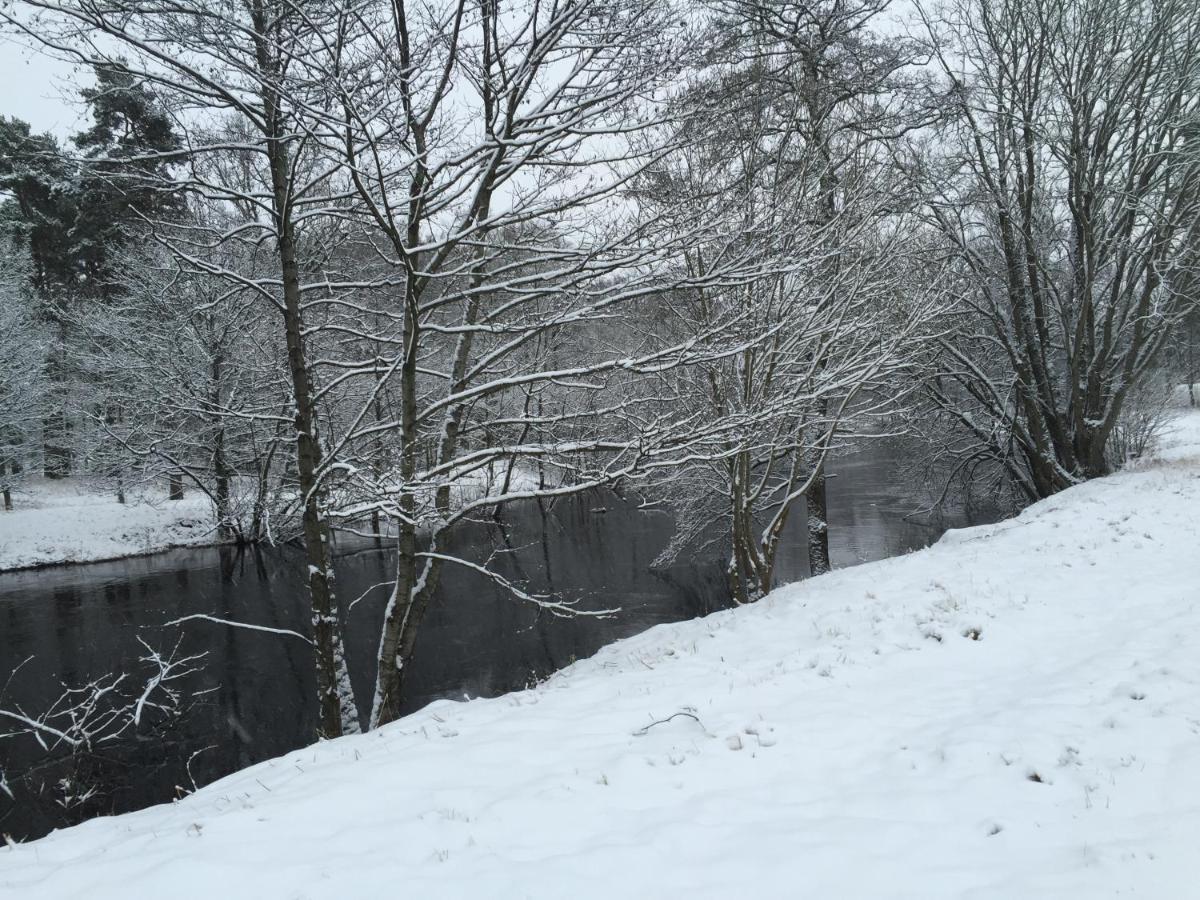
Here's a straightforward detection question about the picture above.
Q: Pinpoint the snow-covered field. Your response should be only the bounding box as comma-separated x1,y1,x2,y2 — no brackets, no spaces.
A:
3,412,1199,899
0,479,217,571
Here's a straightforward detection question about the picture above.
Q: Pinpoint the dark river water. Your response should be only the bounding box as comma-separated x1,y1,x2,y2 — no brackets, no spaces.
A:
0,440,1001,840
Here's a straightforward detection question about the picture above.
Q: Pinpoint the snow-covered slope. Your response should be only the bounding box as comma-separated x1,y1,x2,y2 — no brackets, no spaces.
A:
0,479,217,571
3,413,1199,899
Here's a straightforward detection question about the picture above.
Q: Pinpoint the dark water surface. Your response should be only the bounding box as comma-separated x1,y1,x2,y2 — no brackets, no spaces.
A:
0,439,1000,839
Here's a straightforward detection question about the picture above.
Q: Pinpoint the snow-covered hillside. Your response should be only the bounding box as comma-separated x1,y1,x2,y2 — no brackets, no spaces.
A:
3,413,1199,899
0,479,218,571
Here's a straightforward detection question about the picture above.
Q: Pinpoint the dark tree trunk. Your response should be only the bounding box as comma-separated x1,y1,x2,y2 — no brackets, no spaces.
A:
43,407,71,479
371,275,423,726
211,354,230,537
253,0,356,738
270,150,355,738
213,424,231,542
43,331,72,479
805,461,831,577
1,456,12,510
372,201,497,725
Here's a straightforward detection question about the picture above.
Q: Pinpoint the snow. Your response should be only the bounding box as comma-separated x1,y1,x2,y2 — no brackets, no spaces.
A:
440,459,548,505
1153,398,1200,464
0,461,548,572
3,412,1200,898
0,479,217,572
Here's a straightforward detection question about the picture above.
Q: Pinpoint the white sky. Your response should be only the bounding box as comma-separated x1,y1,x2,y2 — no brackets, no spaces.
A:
1,33,89,139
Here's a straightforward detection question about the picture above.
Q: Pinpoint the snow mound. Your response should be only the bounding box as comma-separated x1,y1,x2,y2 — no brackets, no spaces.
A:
3,413,1199,898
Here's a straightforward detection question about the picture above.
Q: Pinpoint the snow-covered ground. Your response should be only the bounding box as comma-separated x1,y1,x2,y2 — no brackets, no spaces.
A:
0,479,217,571
3,412,1199,898
0,461,550,571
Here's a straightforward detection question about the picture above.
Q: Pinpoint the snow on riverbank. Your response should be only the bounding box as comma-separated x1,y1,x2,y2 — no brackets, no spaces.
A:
3,412,1200,898
0,461,550,571
0,479,217,572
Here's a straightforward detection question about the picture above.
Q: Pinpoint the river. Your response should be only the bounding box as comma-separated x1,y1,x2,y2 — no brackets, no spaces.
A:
0,438,1001,840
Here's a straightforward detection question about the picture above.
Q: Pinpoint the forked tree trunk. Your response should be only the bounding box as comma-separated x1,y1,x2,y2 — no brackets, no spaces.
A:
371,54,503,725
254,0,357,738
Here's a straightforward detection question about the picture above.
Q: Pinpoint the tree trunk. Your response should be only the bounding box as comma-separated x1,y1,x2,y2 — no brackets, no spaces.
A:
43,329,72,479
371,269,423,728
372,516,418,727
805,459,831,576
371,7,514,727
271,169,357,737
213,425,232,542
1,456,11,510
255,9,357,736
168,471,184,500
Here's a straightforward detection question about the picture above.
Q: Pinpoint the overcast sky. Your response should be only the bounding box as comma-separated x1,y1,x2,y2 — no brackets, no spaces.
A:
1,34,89,139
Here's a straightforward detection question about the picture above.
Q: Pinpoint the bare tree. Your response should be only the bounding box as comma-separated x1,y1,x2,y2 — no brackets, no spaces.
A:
1,0,372,736
0,0,972,755
919,0,1200,499
2,0,790,734
664,0,942,573
313,0,803,726
637,65,941,600
72,233,297,542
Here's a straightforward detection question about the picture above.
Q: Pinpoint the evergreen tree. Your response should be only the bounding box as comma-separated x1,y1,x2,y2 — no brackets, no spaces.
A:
0,67,183,478
0,117,79,300
70,64,184,293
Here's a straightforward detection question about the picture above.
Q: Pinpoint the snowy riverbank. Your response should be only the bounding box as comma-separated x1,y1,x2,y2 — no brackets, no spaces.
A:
0,461,553,572
3,411,1200,898
0,479,218,572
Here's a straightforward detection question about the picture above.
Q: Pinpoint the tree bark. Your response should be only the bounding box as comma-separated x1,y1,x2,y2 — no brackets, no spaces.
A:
43,328,72,479
805,460,831,576
253,0,357,738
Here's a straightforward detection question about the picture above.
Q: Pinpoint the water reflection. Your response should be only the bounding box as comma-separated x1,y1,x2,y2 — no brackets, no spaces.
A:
0,493,739,839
